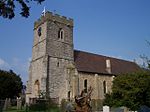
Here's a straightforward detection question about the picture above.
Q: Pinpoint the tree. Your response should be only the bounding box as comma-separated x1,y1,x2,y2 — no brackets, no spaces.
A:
0,69,23,99
104,71,150,111
140,54,150,69
0,0,45,19
139,40,150,69
134,40,150,70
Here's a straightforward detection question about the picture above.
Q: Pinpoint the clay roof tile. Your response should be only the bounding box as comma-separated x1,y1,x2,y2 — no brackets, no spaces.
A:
74,50,141,75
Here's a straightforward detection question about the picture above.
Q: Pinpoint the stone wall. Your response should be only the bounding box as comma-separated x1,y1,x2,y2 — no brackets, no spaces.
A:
26,20,47,99
26,11,74,103
47,58,75,102
46,19,73,60
78,72,114,99
44,12,74,103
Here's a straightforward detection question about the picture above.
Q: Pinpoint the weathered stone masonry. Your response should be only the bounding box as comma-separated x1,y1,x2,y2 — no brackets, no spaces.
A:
26,11,140,104
26,12,75,103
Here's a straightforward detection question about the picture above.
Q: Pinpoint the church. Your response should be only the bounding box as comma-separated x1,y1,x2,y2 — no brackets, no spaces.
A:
26,11,140,104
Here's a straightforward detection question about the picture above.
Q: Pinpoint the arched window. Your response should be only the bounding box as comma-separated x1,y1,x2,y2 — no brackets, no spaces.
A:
58,28,64,40
37,27,42,36
103,81,107,94
34,80,40,96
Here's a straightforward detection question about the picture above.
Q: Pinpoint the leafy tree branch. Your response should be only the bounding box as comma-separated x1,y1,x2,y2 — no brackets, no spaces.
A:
0,0,45,19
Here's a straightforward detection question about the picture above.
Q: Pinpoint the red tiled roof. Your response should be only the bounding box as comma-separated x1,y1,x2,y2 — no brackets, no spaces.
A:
74,50,141,75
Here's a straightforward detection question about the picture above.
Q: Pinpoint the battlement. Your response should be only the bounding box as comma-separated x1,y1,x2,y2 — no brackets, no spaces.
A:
34,11,74,29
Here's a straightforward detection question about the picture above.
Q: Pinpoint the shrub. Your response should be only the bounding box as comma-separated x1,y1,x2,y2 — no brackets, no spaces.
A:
29,98,60,111
91,99,103,111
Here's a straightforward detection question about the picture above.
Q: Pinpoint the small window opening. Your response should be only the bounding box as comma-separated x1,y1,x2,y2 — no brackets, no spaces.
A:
58,28,64,40
38,27,42,36
57,62,59,67
84,79,87,93
68,91,71,101
61,31,63,39
103,81,107,94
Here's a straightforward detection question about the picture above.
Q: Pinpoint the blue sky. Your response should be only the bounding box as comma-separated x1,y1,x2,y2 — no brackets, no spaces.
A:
0,0,150,84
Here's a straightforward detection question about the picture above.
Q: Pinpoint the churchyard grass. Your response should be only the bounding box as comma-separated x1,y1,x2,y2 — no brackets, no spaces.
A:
3,106,25,112
3,106,60,112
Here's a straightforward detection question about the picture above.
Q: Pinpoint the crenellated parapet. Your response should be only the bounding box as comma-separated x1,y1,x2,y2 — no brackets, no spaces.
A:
34,11,73,29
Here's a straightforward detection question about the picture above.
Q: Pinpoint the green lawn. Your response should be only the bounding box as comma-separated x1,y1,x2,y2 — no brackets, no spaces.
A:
3,106,25,112
3,106,60,112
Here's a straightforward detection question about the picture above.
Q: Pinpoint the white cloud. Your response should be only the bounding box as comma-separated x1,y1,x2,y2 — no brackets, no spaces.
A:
135,57,148,68
11,57,32,84
0,57,31,84
135,58,144,65
0,58,10,70
0,58,5,65
11,57,30,73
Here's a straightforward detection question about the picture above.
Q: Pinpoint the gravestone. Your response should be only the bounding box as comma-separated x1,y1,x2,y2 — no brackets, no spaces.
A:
103,106,110,112
138,105,150,112
3,98,11,110
111,107,128,112
66,101,74,112
17,97,22,110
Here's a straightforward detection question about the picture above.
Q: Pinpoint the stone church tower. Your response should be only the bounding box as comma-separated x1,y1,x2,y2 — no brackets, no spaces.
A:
26,11,141,105
26,12,77,103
